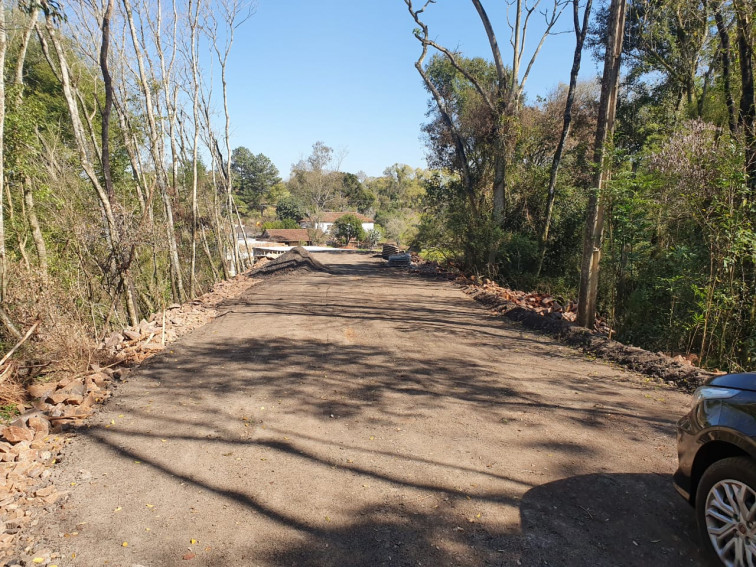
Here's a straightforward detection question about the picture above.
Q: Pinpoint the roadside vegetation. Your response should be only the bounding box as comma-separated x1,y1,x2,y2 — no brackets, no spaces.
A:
0,0,254,405
235,0,756,373
399,0,756,373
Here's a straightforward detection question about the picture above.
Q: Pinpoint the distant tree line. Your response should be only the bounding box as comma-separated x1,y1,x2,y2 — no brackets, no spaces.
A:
230,140,430,246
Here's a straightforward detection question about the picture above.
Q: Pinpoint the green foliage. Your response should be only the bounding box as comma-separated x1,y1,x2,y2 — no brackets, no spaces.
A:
0,404,20,423
341,172,377,213
276,195,305,221
332,214,366,245
412,173,501,273
591,121,756,370
421,54,502,178
364,227,383,248
231,147,281,213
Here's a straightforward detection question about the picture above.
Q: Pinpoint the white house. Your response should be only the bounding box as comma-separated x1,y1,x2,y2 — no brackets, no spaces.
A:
300,212,375,234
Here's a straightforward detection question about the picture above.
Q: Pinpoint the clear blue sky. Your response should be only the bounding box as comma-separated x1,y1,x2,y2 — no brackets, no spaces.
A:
226,0,602,179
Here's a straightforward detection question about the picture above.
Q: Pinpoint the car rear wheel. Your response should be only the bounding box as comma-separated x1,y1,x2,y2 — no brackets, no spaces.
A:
696,457,756,566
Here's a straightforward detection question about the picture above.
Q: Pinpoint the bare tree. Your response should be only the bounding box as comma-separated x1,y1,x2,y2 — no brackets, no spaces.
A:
0,4,7,302
405,0,565,227
10,7,50,280
537,0,592,276
205,0,254,274
121,0,186,301
188,0,202,295
39,0,140,325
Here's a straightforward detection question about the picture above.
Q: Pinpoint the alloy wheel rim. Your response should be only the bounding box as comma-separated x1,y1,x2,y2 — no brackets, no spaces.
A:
705,479,756,567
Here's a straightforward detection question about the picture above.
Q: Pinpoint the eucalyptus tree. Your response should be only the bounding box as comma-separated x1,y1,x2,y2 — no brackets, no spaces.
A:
0,3,7,302
537,0,593,276
404,0,566,271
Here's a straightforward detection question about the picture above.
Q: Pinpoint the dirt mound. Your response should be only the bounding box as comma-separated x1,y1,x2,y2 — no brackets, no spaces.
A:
504,308,711,391
250,247,333,277
452,278,714,392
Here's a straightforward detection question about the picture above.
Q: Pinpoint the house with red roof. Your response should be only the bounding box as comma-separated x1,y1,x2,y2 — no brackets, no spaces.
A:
299,212,375,234
260,229,312,246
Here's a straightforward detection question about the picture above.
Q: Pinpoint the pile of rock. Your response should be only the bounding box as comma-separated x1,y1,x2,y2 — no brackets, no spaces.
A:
0,265,268,563
453,274,713,390
453,275,576,319
25,368,112,422
0,411,67,558
102,317,172,365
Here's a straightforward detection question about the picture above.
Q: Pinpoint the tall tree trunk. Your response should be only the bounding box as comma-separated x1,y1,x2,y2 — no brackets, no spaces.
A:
577,0,627,328
189,0,201,296
14,8,38,95
0,6,7,302
99,0,116,204
219,41,241,273
23,177,48,279
99,0,137,325
13,9,48,282
714,5,737,135
41,2,135,325
537,0,593,277
734,0,755,193
121,0,185,302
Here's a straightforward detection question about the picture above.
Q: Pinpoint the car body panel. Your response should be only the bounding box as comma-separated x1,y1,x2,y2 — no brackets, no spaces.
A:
674,389,756,504
705,372,756,392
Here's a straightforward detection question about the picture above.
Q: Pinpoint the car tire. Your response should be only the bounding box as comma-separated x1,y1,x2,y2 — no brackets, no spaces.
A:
695,456,756,566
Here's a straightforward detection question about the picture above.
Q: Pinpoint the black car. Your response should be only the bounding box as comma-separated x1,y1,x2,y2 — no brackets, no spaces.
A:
675,372,756,566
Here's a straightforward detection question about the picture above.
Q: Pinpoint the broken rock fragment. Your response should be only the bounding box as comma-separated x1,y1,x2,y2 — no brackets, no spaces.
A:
1,426,34,444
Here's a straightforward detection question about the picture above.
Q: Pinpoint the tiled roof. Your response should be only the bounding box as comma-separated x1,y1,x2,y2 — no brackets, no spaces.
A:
262,229,311,241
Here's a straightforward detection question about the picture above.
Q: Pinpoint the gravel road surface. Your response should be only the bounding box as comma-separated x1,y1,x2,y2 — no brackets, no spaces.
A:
22,253,705,566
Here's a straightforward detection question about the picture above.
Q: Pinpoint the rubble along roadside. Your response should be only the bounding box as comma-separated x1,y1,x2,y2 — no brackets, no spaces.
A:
0,246,334,565
408,258,714,392
0,269,266,564
459,277,714,391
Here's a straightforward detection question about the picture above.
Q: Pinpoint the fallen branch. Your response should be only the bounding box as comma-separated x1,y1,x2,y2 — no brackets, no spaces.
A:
0,321,40,370
0,363,13,383
0,305,22,340
47,412,93,422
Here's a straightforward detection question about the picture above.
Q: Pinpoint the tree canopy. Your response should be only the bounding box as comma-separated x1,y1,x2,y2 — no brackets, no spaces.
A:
231,147,281,214
332,214,366,246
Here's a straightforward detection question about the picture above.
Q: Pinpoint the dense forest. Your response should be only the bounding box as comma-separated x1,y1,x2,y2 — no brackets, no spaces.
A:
0,0,255,398
400,0,756,372
0,0,754,406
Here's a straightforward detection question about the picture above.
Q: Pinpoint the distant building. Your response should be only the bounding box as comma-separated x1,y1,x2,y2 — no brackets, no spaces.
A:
260,229,312,246
300,212,375,234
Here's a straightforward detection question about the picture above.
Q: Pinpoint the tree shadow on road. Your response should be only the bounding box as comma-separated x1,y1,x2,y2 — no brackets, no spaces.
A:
81,421,706,567
55,255,698,566
518,472,703,567
66,331,700,566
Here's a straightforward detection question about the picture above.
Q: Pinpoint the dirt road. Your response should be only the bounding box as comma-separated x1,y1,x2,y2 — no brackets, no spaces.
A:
22,253,704,566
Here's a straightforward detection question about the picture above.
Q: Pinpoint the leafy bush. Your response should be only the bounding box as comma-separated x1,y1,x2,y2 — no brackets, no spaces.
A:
332,214,366,245
363,227,383,248
276,195,305,221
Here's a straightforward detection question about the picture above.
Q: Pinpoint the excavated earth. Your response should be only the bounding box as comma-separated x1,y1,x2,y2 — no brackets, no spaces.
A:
9,252,705,566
